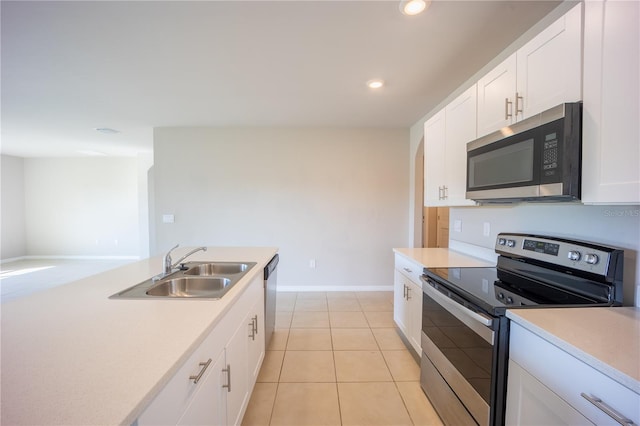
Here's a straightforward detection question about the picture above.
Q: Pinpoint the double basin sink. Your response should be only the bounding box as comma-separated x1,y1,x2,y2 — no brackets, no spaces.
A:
110,261,257,299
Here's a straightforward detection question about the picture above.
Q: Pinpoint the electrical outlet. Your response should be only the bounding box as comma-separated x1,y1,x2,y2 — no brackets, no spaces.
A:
309,259,316,269
454,220,462,232
483,222,491,237
162,214,175,223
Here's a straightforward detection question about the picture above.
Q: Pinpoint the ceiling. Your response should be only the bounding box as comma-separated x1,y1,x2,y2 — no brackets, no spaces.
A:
1,0,562,158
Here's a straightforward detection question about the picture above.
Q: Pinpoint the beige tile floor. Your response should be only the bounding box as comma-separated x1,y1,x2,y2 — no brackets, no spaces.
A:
242,291,444,426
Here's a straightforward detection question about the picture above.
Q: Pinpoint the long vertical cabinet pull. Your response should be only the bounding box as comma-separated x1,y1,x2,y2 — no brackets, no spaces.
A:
222,365,231,392
406,285,412,300
252,315,258,336
515,92,524,115
505,98,513,119
580,393,635,425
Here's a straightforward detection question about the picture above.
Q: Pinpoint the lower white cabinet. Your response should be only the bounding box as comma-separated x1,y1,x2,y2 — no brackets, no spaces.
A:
393,255,422,355
137,275,264,426
506,322,640,426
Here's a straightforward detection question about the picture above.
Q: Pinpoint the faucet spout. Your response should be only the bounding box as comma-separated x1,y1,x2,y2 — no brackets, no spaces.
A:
171,246,208,269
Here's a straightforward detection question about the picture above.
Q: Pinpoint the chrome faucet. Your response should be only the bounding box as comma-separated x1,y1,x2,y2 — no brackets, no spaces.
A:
163,244,207,274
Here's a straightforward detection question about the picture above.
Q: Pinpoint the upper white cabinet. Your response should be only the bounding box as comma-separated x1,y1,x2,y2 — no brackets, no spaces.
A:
477,55,517,136
477,3,582,137
424,85,477,207
581,0,640,204
424,110,446,206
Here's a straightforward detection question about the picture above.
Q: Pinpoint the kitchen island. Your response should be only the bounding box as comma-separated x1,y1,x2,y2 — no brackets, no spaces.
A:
1,246,277,425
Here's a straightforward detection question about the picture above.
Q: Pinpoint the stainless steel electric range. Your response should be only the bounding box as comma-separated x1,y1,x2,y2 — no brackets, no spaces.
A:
419,233,624,426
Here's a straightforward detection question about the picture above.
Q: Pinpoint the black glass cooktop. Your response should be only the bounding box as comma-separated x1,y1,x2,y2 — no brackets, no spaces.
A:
424,262,612,316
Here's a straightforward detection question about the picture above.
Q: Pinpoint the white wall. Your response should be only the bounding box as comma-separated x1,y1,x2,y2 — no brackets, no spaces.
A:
450,204,640,306
24,157,141,257
1,155,27,259
153,127,409,289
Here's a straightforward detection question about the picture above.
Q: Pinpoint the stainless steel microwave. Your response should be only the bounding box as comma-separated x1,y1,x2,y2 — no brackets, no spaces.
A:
466,102,582,203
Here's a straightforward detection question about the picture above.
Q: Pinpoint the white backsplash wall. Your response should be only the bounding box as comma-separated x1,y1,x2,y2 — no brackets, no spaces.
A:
450,204,640,306
153,127,409,289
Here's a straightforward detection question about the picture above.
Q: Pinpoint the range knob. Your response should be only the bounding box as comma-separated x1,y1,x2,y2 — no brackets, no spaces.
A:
498,238,506,246
506,296,514,304
497,292,505,300
584,253,599,265
567,251,581,261
506,239,516,248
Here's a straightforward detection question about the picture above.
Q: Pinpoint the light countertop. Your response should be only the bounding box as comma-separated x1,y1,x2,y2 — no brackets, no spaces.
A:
507,307,640,394
393,247,495,268
0,247,278,425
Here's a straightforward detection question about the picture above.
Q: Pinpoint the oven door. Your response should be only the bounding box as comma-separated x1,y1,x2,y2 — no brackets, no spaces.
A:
420,276,497,426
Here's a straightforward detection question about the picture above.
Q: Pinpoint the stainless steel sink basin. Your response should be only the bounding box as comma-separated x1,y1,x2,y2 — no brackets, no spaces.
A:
183,262,250,276
146,277,231,297
109,261,256,299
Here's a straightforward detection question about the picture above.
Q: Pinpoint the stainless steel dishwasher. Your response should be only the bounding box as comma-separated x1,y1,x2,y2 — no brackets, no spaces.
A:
263,254,279,349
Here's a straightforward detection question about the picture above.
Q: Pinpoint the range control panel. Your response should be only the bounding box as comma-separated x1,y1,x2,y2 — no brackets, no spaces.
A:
494,233,619,277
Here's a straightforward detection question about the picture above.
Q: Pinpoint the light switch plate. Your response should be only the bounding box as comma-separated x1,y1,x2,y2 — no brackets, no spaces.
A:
454,220,462,232
483,222,491,237
162,214,175,223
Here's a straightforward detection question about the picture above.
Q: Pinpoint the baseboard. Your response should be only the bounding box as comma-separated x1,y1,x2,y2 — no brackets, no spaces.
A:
277,285,393,292
1,255,140,264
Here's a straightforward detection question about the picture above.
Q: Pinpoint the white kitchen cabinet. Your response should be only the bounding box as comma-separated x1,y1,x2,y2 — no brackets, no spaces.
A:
137,274,265,426
506,360,593,425
424,109,447,206
477,54,517,136
247,298,265,385
424,85,477,207
507,322,640,425
393,254,422,355
477,3,582,137
177,351,227,426
581,0,640,204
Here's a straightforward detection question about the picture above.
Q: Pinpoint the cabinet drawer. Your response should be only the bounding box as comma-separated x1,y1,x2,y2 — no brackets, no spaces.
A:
394,254,422,284
137,326,224,425
509,322,640,425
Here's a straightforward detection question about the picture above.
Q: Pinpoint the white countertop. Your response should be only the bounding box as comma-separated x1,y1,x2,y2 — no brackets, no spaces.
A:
507,307,640,394
393,247,495,268
0,247,278,425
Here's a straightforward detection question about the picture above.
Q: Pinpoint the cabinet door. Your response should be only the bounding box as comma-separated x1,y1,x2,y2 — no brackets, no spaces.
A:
582,0,640,204
444,85,477,206
516,3,582,121
177,350,227,426
225,318,249,426
393,270,409,335
406,279,422,354
247,299,265,385
477,54,517,137
506,360,594,426
424,109,446,206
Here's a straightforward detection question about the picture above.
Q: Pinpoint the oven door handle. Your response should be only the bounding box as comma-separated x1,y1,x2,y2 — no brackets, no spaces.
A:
421,277,495,345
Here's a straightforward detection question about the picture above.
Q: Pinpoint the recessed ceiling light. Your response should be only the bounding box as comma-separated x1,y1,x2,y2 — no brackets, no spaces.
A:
94,127,120,134
400,0,430,16
367,79,385,89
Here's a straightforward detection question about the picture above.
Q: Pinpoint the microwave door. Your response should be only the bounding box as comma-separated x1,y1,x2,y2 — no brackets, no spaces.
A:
466,134,540,200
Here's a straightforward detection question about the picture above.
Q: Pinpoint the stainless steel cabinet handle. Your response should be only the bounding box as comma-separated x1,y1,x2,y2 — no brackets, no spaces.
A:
189,358,212,384
252,315,258,335
406,286,411,300
403,267,412,274
443,186,448,199
222,364,231,392
505,98,513,119
581,393,635,425
249,319,256,340
403,284,408,300
515,92,523,115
